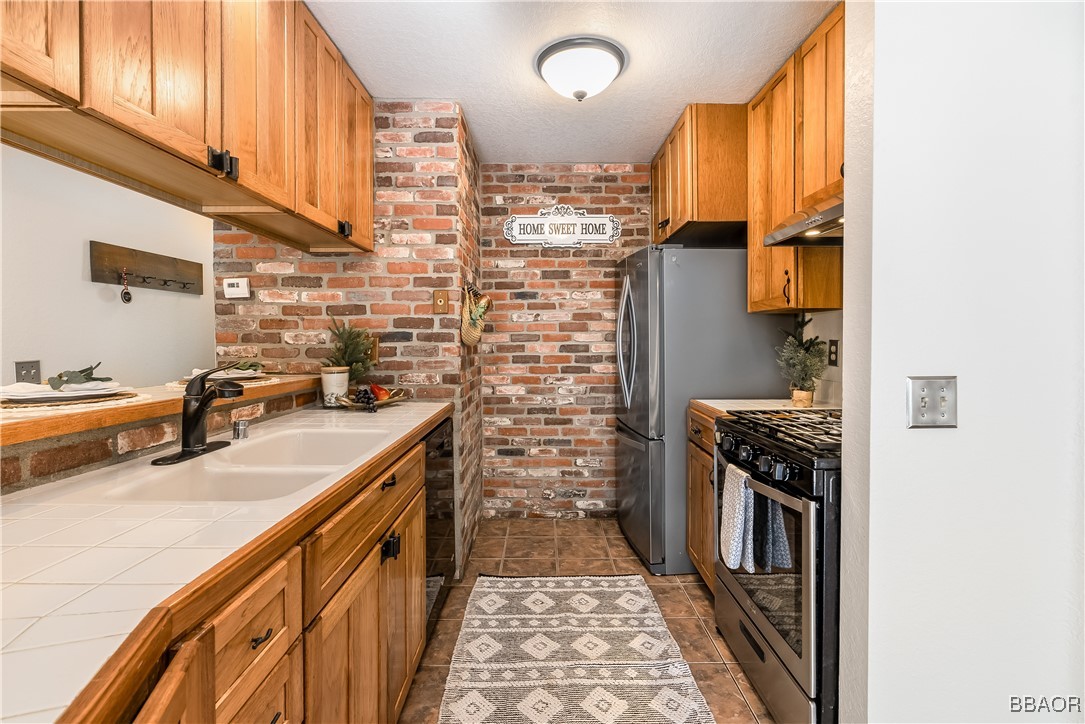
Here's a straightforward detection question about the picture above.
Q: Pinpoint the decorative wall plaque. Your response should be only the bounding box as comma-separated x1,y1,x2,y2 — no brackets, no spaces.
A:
502,205,622,248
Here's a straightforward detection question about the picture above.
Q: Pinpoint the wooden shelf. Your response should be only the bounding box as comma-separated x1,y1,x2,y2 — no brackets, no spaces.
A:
0,375,320,447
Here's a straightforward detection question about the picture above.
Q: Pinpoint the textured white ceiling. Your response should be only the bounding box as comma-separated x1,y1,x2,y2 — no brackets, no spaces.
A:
309,1,836,163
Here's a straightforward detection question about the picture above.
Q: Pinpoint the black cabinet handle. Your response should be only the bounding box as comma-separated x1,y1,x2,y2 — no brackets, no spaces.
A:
840,163,844,178
338,219,352,238
661,217,670,228
782,270,792,306
690,425,702,437
381,473,397,491
270,713,282,724
249,628,273,650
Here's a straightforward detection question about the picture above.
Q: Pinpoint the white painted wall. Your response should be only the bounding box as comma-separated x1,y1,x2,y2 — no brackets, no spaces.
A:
842,2,1084,722
1,147,216,387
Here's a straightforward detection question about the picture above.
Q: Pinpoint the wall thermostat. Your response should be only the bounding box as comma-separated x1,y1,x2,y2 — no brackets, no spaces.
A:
223,277,250,299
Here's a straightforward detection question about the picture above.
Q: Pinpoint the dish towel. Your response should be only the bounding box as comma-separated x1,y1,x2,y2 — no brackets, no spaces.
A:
754,498,794,572
718,464,747,568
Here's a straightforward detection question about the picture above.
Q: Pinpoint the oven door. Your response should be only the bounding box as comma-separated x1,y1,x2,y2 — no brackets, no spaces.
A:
715,461,819,697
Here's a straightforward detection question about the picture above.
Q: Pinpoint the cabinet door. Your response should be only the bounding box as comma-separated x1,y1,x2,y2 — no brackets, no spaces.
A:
686,441,704,582
294,3,339,231
650,147,669,244
230,640,303,724
666,108,693,234
82,0,222,167
338,64,375,249
221,0,295,208
304,546,382,724
747,58,799,312
1,0,80,103
134,628,214,724
698,449,717,583
796,3,844,209
380,489,427,722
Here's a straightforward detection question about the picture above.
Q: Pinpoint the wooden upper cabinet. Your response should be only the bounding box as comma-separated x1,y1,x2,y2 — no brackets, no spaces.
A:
133,629,214,724
1,0,80,103
650,104,747,244
338,64,375,249
747,59,798,312
305,545,382,724
666,110,692,233
82,0,222,167
650,145,669,244
796,3,845,209
221,0,295,208
381,490,427,723
294,3,340,232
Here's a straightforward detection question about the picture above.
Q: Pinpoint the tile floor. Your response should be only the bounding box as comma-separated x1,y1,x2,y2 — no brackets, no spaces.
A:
399,517,774,723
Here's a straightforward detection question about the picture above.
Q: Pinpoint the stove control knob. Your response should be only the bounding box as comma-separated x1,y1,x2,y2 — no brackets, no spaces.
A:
758,455,774,473
720,435,737,452
738,444,757,462
772,461,794,482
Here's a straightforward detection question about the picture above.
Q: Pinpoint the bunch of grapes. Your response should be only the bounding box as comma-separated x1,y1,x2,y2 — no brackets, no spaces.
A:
352,387,378,413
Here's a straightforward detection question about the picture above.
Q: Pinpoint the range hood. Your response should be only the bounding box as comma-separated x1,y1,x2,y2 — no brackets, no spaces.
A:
764,194,843,247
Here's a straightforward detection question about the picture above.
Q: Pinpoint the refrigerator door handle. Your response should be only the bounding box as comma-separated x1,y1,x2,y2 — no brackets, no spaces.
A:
617,274,632,408
627,276,638,401
615,424,646,451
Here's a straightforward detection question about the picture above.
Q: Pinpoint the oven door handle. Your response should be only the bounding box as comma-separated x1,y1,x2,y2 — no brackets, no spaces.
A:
743,474,806,513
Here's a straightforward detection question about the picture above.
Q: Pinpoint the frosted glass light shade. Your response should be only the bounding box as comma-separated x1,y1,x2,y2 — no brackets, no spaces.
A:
537,38,625,102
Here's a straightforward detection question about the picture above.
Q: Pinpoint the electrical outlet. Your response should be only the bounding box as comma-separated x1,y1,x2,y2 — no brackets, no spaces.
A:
907,376,957,428
828,339,840,367
433,290,450,314
15,360,41,384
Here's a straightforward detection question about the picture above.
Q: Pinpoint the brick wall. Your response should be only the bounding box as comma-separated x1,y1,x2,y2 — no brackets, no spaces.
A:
1,386,318,493
479,163,651,518
213,100,484,562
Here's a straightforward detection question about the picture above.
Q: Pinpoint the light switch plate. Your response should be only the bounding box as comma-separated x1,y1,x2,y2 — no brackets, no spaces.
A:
14,360,41,384
907,376,957,428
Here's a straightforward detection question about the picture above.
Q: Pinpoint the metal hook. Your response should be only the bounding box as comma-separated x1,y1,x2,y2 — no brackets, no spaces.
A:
160,279,173,287
120,267,133,304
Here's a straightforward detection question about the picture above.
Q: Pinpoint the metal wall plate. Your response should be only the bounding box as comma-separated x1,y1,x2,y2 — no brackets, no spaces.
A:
906,376,958,428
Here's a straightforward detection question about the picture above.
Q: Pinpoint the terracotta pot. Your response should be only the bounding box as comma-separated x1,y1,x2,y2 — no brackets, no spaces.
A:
791,389,814,408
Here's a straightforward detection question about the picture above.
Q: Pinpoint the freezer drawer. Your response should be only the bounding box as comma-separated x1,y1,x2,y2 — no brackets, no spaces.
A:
615,422,664,566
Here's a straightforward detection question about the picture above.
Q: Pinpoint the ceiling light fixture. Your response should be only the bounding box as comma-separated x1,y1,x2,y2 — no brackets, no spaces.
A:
536,37,626,102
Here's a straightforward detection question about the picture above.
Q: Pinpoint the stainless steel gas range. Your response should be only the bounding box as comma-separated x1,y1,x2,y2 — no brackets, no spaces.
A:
713,409,842,724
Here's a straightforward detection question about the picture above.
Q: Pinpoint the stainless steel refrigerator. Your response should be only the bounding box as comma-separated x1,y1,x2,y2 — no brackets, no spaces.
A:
616,245,788,575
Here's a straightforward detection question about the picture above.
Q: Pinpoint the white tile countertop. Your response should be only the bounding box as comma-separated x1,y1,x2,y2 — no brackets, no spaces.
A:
690,398,840,418
0,401,450,722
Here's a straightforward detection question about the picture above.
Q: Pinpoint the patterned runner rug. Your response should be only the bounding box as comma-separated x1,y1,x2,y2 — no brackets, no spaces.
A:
438,575,715,723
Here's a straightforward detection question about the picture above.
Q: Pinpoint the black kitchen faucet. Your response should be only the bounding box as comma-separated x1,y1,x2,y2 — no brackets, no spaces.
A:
151,363,244,465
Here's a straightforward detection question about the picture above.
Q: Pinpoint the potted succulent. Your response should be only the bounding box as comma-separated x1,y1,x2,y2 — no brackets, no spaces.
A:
776,315,828,408
322,316,374,407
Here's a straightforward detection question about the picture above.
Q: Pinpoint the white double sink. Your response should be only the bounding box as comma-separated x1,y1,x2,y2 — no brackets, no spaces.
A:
57,428,392,504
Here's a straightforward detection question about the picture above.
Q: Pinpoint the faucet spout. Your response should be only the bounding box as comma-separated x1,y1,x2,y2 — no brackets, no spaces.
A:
151,364,244,465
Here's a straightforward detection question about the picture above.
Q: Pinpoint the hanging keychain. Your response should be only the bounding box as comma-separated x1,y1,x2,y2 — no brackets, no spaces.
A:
120,267,132,304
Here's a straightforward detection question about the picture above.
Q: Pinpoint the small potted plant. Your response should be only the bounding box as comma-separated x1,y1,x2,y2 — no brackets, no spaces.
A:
776,315,828,408
322,316,373,407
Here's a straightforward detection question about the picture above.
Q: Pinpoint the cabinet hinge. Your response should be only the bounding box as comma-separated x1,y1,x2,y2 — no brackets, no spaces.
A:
207,146,239,181
380,531,401,563
337,219,353,238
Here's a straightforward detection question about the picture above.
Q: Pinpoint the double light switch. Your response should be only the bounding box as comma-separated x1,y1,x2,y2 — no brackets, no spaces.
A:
906,376,958,428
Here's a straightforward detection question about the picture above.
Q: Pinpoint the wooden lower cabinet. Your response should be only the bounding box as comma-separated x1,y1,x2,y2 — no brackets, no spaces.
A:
134,628,214,724
231,640,303,724
686,440,716,587
304,545,382,724
381,490,427,722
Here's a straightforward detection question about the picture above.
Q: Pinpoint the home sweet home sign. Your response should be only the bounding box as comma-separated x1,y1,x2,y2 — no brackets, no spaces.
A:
502,204,622,248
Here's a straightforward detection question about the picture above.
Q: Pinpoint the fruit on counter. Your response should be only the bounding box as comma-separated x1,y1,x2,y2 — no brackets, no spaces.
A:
369,383,391,401
353,386,378,413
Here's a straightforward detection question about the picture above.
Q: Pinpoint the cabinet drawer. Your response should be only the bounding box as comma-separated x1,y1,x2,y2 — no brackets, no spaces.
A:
302,443,425,623
687,407,715,452
229,639,303,724
209,547,302,721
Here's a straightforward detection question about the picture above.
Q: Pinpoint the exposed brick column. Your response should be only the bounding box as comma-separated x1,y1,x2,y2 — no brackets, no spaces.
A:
479,163,651,518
